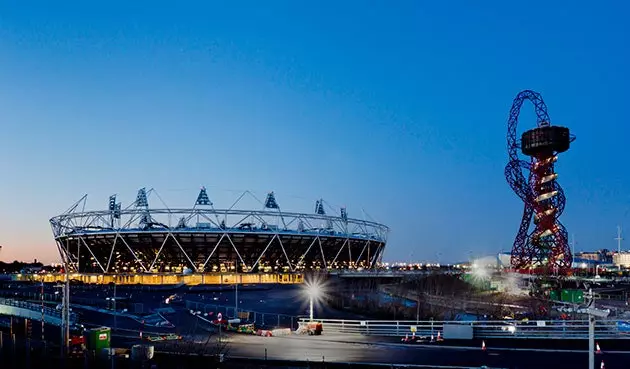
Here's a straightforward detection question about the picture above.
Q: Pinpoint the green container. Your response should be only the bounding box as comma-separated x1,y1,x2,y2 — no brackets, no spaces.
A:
85,327,111,351
572,290,584,303
560,289,584,303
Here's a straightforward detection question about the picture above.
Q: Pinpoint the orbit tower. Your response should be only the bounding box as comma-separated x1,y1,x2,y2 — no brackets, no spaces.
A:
505,90,575,275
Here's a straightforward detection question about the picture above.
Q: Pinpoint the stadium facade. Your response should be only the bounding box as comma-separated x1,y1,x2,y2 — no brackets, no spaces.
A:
49,188,389,275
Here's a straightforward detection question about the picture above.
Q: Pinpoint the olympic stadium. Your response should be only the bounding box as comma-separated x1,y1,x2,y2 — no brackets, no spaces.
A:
46,187,389,283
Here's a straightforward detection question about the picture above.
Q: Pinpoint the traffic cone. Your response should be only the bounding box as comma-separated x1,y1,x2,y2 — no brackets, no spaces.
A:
481,340,486,351
402,333,408,342
596,342,602,354
600,360,605,369
412,331,416,339
431,334,435,342
437,331,443,341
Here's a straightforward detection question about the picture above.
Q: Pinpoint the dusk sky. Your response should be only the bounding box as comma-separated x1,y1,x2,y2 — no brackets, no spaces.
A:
0,1,628,264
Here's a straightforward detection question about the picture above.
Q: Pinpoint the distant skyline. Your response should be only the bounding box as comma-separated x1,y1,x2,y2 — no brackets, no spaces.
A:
1,1,629,264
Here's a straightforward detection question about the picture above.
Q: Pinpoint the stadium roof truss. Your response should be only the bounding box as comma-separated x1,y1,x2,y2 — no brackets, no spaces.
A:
49,188,389,274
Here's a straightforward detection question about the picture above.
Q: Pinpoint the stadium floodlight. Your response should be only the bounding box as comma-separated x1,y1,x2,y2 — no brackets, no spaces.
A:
108,195,117,212
315,199,326,215
113,203,121,219
340,207,348,221
264,191,279,209
136,188,148,208
196,186,212,206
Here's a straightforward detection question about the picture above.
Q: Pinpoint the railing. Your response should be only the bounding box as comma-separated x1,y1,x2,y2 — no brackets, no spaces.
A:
0,298,76,325
297,318,630,340
0,298,60,318
184,300,297,329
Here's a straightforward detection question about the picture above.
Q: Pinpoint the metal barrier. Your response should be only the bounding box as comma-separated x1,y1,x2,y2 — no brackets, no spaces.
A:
297,318,630,340
0,298,77,325
184,300,297,329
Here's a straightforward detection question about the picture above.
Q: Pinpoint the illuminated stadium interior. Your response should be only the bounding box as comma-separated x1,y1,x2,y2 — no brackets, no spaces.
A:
50,188,389,274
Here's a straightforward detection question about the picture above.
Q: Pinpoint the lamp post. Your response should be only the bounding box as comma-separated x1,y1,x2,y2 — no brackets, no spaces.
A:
585,289,609,369
305,281,321,322
309,295,314,321
113,282,117,333
60,266,70,361
588,314,595,369
235,262,239,319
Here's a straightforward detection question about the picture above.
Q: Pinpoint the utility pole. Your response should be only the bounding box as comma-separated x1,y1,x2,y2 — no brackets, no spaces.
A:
235,261,239,319
570,234,576,256
40,280,45,342
415,292,420,324
111,281,116,369
113,282,117,332
615,226,623,253
61,268,70,361
415,278,420,324
588,313,595,369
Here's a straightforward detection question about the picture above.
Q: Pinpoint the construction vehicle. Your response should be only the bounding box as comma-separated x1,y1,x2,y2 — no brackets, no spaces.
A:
297,321,322,335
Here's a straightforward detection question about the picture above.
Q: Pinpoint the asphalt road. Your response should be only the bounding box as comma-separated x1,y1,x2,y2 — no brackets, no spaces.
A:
107,326,630,369
217,334,629,369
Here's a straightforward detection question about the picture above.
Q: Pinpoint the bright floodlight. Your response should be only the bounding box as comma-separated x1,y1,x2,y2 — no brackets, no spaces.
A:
303,279,325,321
471,264,489,280
306,282,321,299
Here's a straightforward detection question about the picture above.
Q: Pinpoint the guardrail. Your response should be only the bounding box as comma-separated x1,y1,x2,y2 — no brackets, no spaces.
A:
0,298,76,325
297,318,630,340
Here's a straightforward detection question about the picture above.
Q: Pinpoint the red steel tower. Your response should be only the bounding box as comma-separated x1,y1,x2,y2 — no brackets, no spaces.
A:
505,90,575,275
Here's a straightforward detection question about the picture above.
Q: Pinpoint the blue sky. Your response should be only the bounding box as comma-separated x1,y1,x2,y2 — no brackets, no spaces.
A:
0,1,628,263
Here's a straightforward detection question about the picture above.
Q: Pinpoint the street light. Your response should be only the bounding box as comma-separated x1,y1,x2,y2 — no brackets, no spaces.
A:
585,289,609,369
304,280,322,322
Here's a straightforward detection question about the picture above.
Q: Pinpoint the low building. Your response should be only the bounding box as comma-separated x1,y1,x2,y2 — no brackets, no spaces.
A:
613,252,630,268
496,252,606,269
575,249,614,263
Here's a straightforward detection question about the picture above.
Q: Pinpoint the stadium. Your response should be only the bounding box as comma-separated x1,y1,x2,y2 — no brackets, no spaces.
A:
45,187,389,283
